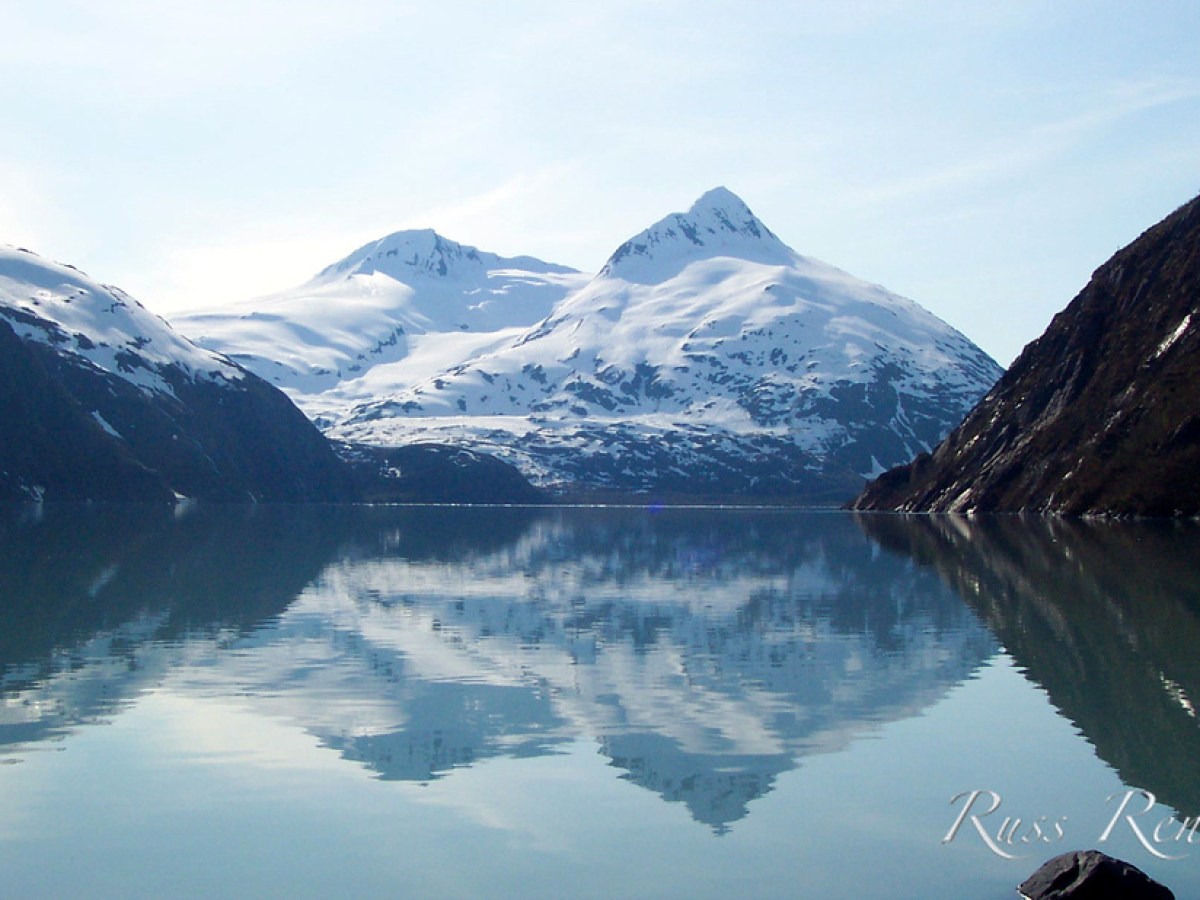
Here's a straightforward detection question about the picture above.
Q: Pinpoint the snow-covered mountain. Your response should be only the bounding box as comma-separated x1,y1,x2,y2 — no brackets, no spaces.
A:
174,230,588,426
0,246,246,394
0,246,350,501
169,189,1001,500
328,189,1002,498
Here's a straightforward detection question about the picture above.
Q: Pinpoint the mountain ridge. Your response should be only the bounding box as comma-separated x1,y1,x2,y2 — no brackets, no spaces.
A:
175,233,588,407
316,228,580,283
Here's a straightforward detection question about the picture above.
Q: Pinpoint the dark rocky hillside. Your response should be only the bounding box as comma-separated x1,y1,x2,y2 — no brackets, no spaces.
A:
0,324,544,505
337,442,545,504
851,193,1200,516
0,318,168,501
0,316,353,502
0,318,543,505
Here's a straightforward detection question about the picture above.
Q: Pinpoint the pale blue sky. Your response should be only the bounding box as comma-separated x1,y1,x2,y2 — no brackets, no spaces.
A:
2,0,1198,364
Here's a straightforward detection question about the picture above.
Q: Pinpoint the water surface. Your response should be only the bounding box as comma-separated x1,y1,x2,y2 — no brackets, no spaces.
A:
1,505,1198,898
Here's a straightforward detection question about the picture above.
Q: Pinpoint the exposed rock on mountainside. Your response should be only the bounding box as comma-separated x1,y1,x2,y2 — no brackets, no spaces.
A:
852,193,1200,516
0,247,352,502
326,188,1002,499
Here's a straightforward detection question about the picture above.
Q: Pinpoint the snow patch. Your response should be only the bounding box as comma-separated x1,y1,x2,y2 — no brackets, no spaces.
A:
1153,313,1192,360
90,411,121,440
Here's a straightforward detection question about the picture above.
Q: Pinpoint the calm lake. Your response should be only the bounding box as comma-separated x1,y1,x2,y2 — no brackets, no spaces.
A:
1,504,1198,898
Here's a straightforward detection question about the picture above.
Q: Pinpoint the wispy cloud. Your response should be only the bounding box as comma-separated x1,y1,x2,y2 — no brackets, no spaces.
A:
843,75,1200,209
391,164,598,254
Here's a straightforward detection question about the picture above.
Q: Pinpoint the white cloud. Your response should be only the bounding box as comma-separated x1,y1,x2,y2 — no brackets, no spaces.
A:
839,75,1200,211
391,164,594,258
119,163,599,316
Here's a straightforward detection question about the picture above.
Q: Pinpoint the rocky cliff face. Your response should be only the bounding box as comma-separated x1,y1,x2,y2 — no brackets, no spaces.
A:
852,194,1200,516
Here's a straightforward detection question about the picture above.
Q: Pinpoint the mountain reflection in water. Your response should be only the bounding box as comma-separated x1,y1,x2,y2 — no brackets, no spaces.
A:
858,513,1200,818
0,505,995,833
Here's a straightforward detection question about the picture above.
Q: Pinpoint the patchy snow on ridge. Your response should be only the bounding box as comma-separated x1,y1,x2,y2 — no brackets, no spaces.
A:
0,246,243,395
174,230,588,408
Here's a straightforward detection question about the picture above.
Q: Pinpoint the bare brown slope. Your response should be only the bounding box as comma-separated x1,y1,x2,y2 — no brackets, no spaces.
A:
851,193,1200,516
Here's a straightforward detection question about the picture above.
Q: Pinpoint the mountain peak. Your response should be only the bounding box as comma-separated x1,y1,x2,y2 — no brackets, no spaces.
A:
317,229,486,282
688,185,756,220
599,187,793,281
315,229,579,285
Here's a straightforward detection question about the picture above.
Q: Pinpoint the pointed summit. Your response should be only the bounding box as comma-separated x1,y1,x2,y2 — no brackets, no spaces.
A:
599,187,794,282
315,229,577,284
687,186,769,233
316,230,487,282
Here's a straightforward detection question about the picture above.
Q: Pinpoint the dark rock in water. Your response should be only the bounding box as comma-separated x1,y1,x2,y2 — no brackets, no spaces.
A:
851,193,1200,516
337,442,545,504
1018,849,1174,899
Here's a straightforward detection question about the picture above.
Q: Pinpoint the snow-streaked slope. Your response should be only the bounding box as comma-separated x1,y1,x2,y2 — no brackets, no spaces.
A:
331,189,1002,496
0,246,243,396
0,246,350,502
174,230,588,423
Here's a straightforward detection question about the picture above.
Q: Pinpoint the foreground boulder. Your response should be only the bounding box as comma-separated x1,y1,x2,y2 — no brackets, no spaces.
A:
851,193,1200,516
1018,850,1173,899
